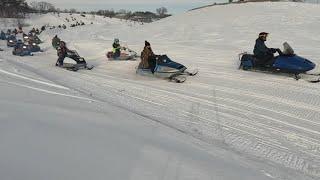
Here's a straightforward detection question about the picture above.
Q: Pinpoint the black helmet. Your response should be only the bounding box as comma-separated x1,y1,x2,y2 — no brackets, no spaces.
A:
259,32,269,37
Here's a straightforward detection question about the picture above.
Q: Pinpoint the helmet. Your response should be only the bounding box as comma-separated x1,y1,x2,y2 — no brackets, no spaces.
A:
114,38,119,44
259,32,269,37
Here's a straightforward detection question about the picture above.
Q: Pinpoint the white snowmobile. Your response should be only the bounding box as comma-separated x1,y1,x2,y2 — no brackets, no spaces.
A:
106,47,139,61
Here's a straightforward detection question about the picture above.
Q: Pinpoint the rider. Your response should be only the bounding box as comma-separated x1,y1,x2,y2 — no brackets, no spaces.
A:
112,38,122,59
254,32,282,66
56,41,84,66
52,35,61,49
140,41,157,73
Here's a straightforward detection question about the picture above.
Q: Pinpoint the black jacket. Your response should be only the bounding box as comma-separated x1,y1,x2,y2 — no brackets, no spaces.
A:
254,38,273,59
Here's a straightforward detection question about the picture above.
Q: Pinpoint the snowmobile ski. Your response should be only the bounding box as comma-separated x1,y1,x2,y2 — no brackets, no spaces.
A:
59,63,94,71
184,69,198,76
296,73,320,83
172,76,186,83
170,75,186,83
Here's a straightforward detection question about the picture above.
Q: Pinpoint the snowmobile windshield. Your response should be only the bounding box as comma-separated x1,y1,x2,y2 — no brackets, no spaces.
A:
282,42,294,55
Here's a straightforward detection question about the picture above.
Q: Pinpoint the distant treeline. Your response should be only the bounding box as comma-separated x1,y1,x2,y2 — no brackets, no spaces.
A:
90,8,171,23
0,1,171,23
0,0,31,18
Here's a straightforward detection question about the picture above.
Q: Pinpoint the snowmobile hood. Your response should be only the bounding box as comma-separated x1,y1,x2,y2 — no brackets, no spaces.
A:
273,55,315,73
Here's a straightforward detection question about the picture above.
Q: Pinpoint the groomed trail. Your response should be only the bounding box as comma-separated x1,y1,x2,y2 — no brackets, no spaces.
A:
1,2,320,179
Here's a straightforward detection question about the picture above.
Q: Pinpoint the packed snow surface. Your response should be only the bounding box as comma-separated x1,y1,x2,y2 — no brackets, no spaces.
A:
1,2,320,179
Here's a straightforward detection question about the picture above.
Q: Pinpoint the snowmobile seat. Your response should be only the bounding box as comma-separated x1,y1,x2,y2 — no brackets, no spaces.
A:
240,54,255,70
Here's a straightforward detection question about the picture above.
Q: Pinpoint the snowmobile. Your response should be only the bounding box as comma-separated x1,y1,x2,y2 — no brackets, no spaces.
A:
7,35,17,47
136,55,198,83
58,50,94,71
12,44,33,56
29,35,42,44
27,42,42,52
106,47,139,61
23,34,30,42
239,42,319,82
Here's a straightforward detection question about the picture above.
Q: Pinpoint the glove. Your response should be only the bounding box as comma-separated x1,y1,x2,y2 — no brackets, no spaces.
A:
270,48,277,53
276,48,283,55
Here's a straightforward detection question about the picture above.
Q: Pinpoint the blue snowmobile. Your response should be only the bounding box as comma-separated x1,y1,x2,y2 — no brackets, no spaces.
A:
7,35,17,47
239,42,319,82
58,50,94,71
137,55,198,83
12,41,33,56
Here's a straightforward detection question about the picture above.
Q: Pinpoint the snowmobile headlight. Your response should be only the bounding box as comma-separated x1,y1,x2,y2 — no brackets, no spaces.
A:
9,40,13,42
23,46,27,49
32,43,36,46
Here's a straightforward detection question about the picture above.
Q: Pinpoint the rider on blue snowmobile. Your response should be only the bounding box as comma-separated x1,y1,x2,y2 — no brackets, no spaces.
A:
140,41,157,73
254,32,282,66
112,38,122,59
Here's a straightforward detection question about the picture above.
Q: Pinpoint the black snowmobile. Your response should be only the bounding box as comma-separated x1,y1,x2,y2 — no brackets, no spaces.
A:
58,50,94,71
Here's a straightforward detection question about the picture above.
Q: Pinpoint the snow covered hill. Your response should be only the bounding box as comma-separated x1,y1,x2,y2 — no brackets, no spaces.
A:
1,2,320,179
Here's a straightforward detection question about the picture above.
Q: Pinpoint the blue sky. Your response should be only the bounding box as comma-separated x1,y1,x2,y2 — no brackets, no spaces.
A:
27,0,228,14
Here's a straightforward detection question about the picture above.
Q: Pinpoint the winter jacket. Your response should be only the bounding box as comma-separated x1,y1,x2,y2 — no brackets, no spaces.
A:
112,42,121,57
140,46,155,69
253,38,273,59
57,44,69,57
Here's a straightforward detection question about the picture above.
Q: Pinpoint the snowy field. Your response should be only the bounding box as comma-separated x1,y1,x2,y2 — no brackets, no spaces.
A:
0,2,320,179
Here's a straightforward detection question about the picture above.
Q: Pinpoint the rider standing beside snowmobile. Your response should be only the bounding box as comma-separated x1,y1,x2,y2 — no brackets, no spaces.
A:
112,38,122,59
254,32,281,66
140,41,157,73
56,41,83,66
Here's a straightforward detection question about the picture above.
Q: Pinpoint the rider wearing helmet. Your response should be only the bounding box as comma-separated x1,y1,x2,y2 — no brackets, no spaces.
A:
112,38,121,59
254,32,282,66
56,41,83,66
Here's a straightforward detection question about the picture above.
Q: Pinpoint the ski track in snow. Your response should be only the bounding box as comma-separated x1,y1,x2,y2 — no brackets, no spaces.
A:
0,68,69,90
1,2,320,179
1,80,95,102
